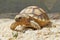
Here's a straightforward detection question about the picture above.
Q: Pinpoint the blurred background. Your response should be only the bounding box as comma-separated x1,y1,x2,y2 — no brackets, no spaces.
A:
0,0,60,19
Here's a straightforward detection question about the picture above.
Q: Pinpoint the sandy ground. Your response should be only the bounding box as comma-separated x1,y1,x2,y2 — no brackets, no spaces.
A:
0,13,60,40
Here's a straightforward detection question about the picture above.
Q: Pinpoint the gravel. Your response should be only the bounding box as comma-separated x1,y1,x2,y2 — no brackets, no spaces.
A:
0,19,60,40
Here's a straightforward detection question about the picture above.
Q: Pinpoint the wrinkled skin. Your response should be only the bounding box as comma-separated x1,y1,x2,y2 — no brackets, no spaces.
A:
10,16,51,32
10,17,40,31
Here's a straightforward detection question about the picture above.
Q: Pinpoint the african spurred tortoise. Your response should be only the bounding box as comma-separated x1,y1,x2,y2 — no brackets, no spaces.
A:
10,6,51,31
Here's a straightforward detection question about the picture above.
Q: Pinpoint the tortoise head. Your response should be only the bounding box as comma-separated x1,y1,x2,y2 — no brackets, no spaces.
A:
15,14,31,27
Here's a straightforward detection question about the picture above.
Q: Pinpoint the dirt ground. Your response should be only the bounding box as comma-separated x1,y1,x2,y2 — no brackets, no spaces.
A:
0,13,60,40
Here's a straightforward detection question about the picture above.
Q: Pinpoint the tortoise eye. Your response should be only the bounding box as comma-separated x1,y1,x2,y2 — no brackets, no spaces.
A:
19,17,22,19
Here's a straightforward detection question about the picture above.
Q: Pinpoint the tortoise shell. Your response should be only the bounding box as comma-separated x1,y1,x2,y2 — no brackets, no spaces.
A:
15,6,50,26
15,6,49,20
10,6,51,31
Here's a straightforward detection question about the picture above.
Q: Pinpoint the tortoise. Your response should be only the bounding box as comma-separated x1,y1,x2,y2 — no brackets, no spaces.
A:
10,6,51,31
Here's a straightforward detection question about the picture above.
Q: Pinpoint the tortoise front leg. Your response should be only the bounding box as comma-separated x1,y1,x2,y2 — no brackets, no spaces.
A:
10,22,21,31
10,22,28,32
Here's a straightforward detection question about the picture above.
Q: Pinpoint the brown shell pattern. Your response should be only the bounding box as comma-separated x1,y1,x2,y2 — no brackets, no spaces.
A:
19,6,49,20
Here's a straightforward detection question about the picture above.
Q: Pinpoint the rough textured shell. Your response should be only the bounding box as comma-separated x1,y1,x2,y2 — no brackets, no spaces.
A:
19,6,49,21
17,6,50,27
20,6,46,16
